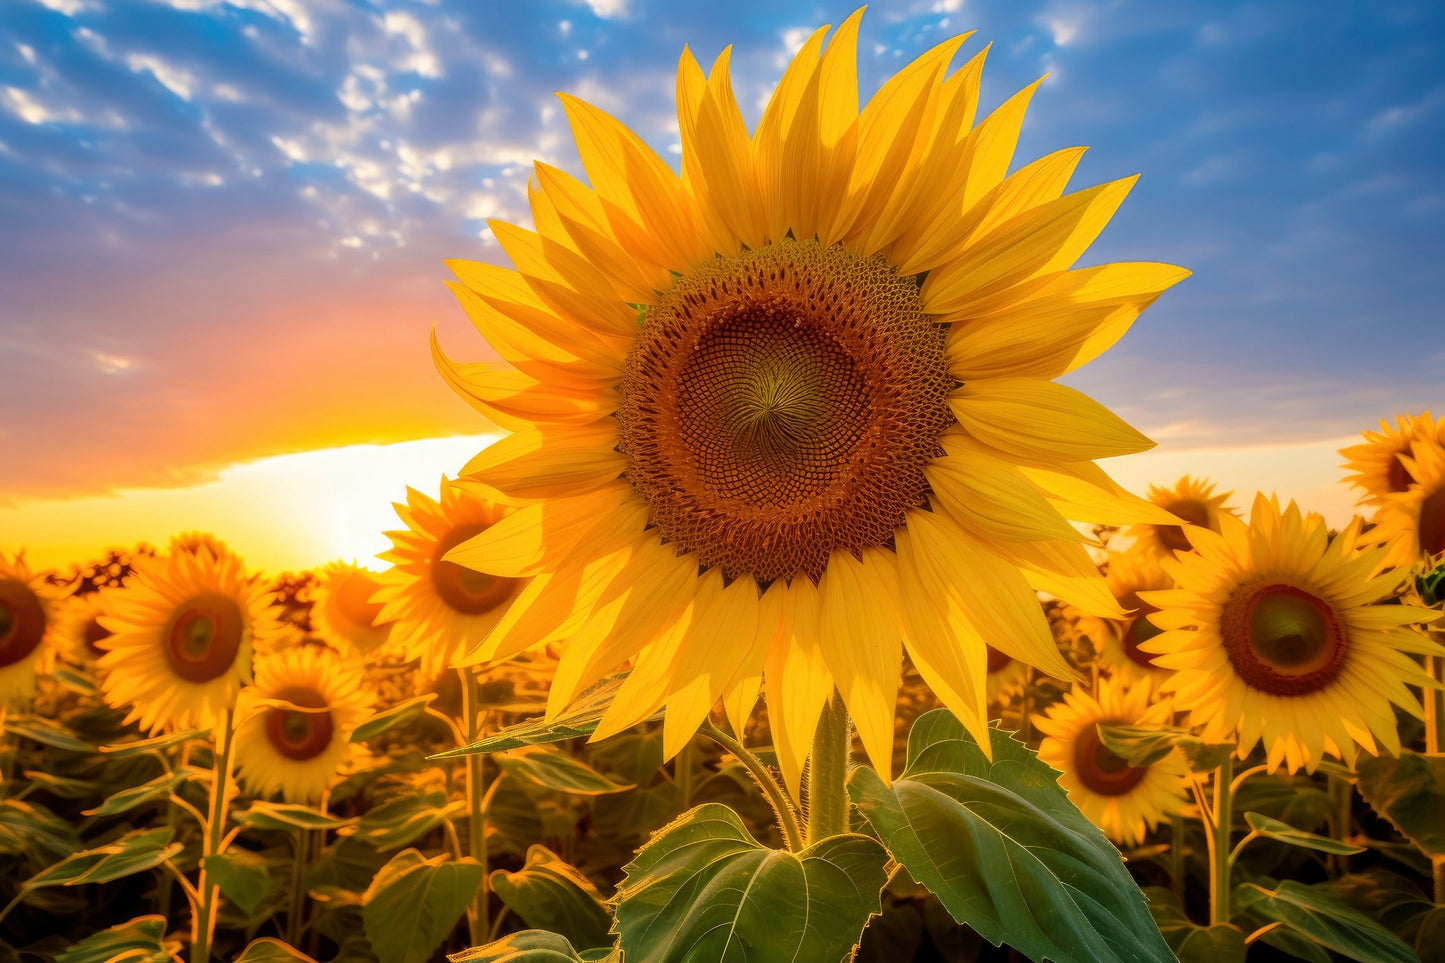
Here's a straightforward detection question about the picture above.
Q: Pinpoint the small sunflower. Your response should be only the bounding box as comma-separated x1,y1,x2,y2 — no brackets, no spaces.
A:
984,645,1032,707
1086,548,1172,686
1127,475,1234,562
1036,675,1188,847
310,562,395,658
54,590,115,667
1341,411,1444,507
0,551,64,705
1368,438,1445,572
98,544,279,733
1142,493,1441,773
435,10,1187,787
374,480,525,683
234,644,372,804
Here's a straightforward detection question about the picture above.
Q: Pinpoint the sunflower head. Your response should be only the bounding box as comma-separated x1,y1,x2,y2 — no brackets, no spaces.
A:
53,589,117,667
98,543,280,733
1341,411,1444,507
310,561,395,658
1082,548,1172,684
1367,437,1445,572
1127,475,1234,560
1142,493,1442,773
0,551,64,705
1035,675,1188,847
234,644,373,804
435,10,1188,785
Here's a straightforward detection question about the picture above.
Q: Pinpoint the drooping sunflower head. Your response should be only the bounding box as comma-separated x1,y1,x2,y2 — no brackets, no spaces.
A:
1141,493,1441,773
1367,438,1445,572
97,543,279,734
436,10,1188,786
0,551,64,705
1085,548,1173,684
373,479,524,684
234,643,373,804
310,561,395,658
1341,411,1444,507
1035,675,1189,848
1127,475,1234,561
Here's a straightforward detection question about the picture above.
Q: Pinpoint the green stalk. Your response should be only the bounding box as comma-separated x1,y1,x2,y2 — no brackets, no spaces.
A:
1170,814,1187,905
700,720,803,852
1426,652,1444,756
806,694,851,846
1209,754,1235,927
459,667,489,946
192,708,237,963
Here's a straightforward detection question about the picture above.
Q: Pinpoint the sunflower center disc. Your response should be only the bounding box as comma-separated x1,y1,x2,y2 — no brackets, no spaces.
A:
1118,591,1163,669
432,524,518,615
83,617,111,656
265,685,335,761
1073,719,1148,796
1419,490,1445,558
1221,581,1346,696
1386,456,1413,494
616,238,951,583
0,579,46,668
1158,499,1210,553
163,592,245,683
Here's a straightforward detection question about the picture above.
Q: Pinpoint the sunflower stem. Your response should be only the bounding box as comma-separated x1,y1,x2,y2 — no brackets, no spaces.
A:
700,720,803,852
1434,857,1445,905
192,707,237,963
1426,653,1443,756
806,693,852,846
1208,753,1235,927
1169,814,1187,905
1329,774,1353,877
458,667,489,947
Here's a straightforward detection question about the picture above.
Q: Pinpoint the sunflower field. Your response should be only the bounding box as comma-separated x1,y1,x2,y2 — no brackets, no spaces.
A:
3,9,1444,963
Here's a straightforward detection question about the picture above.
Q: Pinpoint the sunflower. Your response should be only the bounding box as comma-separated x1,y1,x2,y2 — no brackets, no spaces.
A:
310,562,395,658
1368,438,1445,572
0,551,64,705
984,645,1032,707
233,644,372,804
373,480,525,684
54,590,115,667
1127,475,1234,562
1141,493,1440,773
98,544,278,733
1341,411,1444,507
1036,675,1188,847
435,10,1187,787
1084,548,1172,686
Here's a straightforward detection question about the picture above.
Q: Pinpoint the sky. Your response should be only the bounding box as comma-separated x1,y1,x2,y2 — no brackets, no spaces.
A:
1,0,1441,570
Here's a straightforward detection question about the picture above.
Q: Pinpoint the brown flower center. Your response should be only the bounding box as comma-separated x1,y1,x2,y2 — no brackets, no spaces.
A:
1118,590,1163,669
1074,719,1148,796
264,685,334,761
1386,455,1413,494
1419,489,1445,559
1158,498,1211,553
616,238,951,583
433,525,519,615
163,592,245,683
1221,581,1345,696
83,616,111,657
985,645,1013,674
0,578,46,668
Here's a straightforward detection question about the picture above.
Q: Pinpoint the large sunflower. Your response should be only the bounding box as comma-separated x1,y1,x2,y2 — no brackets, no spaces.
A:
98,544,278,733
1141,494,1440,773
373,480,525,683
1127,475,1234,562
0,551,64,705
436,11,1187,786
234,644,372,804
1368,438,1445,571
1341,411,1444,507
1036,675,1188,848
310,562,395,658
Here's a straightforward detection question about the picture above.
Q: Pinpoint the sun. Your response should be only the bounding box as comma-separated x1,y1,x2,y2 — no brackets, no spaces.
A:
1141,493,1440,772
433,9,1187,787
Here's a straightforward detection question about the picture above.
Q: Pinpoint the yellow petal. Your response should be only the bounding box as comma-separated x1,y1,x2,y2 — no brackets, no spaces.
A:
985,537,1124,619
724,580,785,737
950,378,1154,462
459,423,625,503
754,24,829,242
764,582,833,801
431,337,611,431
444,482,643,578
925,445,1086,543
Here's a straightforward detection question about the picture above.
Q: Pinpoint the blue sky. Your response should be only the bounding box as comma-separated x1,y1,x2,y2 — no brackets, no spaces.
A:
1,0,1441,503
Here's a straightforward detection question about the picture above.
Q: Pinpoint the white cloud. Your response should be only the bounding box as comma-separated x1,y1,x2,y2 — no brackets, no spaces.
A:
382,10,443,77
125,53,198,101
583,0,626,18
35,0,98,16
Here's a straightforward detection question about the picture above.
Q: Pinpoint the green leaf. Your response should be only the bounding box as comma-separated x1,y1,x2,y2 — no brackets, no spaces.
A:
450,930,603,962
237,801,354,832
496,746,634,796
434,673,654,757
203,850,275,916
1233,880,1419,963
235,937,320,962
361,849,485,963
84,769,194,819
489,845,612,951
20,770,96,800
613,802,888,963
1243,811,1364,856
349,789,465,851
1143,887,1245,963
97,727,209,757
5,716,94,753
850,710,1174,963
52,666,99,694
27,827,181,889
0,798,81,864
350,693,437,743
54,914,177,963
1096,723,1234,773
1356,749,1445,858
